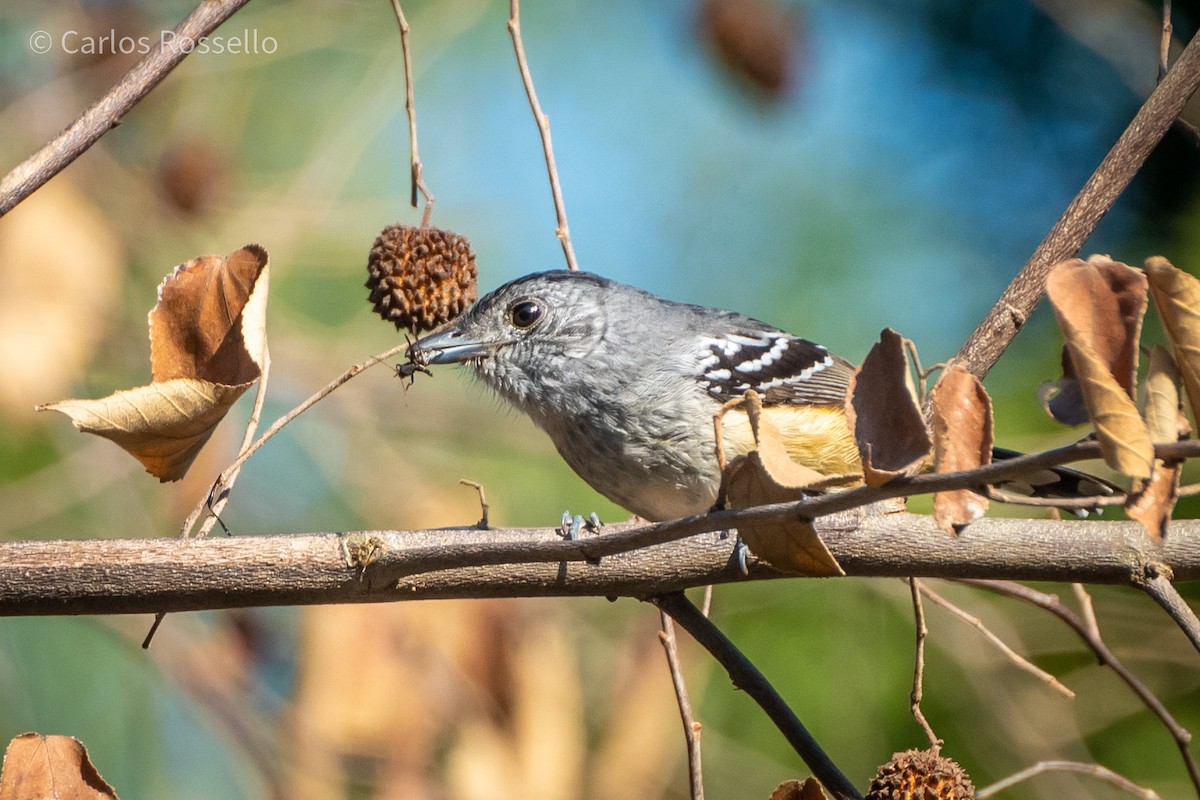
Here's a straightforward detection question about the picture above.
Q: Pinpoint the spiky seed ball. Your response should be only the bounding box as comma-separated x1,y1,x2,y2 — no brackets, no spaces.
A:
366,224,478,334
865,749,975,800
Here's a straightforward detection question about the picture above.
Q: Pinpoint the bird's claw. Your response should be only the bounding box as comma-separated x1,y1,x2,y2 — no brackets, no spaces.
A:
560,511,603,540
734,536,750,576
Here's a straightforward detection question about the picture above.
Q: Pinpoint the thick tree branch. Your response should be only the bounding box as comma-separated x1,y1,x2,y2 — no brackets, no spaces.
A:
0,0,253,217
2,511,1198,616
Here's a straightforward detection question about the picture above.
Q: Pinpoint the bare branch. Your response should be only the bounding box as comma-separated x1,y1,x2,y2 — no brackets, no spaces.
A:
507,0,580,271
1160,0,1174,83
908,578,941,750
0,0,254,216
4,513,1200,616
978,760,1162,799
963,580,1200,795
952,27,1200,381
1136,565,1200,656
389,0,436,225
180,341,411,540
919,582,1074,699
458,479,490,529
652,592,862,800
658,611,705,800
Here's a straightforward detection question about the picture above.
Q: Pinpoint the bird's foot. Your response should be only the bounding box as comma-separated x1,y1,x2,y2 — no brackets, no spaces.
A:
560,510,603,540
733,536,751,576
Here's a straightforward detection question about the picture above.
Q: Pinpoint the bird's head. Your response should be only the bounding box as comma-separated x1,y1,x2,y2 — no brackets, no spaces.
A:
409,270,619,407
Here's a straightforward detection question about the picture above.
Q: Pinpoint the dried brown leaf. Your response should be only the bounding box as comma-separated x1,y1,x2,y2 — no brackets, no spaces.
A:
0,733,118,800
931,365,993,534
769,777,828,800
150,244,269,383
1143,345,1187,443
1127,346,1187,540
723,392,843,576
1046,257,1153,479
39,246,270,481
1046,255,1147,395
40,379,255,481
1145,256,1200,425
845,328,931,487
1126,464,1180,541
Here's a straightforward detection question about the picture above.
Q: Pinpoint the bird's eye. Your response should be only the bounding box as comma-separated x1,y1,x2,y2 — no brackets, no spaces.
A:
508,299,543,329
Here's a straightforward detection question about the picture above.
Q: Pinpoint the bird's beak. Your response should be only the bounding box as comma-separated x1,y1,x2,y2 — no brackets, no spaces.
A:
410,325,494,364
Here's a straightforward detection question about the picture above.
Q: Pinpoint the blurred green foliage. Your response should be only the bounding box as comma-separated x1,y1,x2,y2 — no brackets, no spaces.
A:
2,0,1200,797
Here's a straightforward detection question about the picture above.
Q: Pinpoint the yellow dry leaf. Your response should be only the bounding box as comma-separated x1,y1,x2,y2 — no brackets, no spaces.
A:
1145,256,1200,425
845,328,930,487
0,733,118,800
931,365,993,534
1046,257,1153,479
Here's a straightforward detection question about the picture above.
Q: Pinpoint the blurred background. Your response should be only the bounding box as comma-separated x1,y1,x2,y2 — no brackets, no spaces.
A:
2,0,1200,797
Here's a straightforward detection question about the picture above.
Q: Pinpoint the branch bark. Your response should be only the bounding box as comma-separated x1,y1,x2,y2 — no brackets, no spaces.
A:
953,26,1200,380
4,511,1198,616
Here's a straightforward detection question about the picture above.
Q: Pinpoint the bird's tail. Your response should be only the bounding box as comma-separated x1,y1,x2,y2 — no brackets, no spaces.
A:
989,446,1119,511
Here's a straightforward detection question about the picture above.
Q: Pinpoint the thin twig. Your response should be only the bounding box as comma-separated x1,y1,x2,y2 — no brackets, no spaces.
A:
196,346,274,538
459,479,490,529
978,759,1162,799
1160,0,1174,83
507,0,580,271
658,611,705,800
907,578,941,751
389,0,436,226
700,585,714,618
177,341,412,544
651,592,863,800
951,27,1200,382
962,580,1200,796
146,345,274,647
0,0,254,216
919,582,1074,699
1072,583,1102,639
1137,565,1200,656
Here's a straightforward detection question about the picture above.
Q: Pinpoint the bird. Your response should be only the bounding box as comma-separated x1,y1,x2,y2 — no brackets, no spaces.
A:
409,270,1106,523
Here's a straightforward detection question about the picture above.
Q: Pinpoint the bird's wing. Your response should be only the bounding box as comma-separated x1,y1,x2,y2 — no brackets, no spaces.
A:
692,327,854,407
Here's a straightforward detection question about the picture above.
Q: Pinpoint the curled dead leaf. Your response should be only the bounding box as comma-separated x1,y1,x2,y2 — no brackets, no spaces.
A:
845,328,931,487
721,392,843,576
931,365,993,534
39,245,269,481
1127,346,1187,540
1046,257,1153,479
1145,256,1200,425
769,777,828,800
0,733,118,800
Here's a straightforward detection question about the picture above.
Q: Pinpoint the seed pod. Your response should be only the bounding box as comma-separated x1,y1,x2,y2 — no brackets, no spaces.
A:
865,749,975,800
365,224,477,334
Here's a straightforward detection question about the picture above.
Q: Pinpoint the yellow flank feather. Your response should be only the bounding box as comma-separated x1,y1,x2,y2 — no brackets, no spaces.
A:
720,405,862,477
